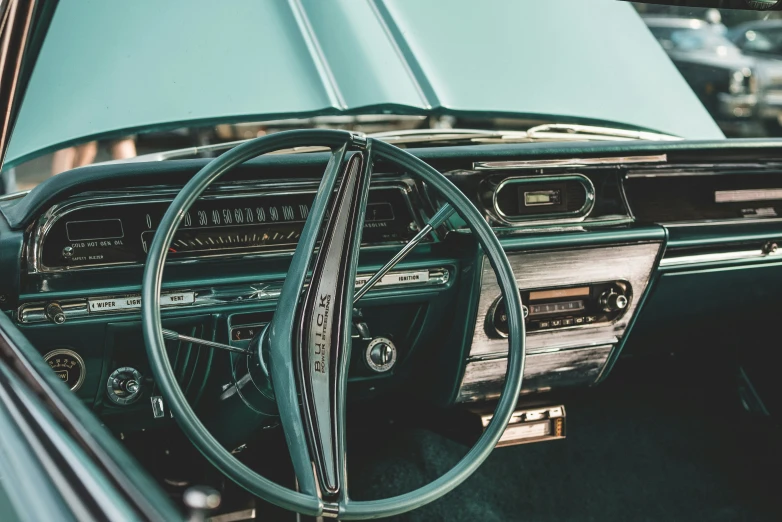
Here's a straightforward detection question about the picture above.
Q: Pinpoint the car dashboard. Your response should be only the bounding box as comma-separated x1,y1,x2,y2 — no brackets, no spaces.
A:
2,139,782,429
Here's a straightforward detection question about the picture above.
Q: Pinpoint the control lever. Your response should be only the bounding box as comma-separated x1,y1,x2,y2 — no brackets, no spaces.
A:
161,329,249,355
351,308,372,341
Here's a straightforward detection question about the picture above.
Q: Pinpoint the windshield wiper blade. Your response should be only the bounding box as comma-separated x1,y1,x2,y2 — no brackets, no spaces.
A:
373,125,679,144
369,128,529,145
524,123,680,141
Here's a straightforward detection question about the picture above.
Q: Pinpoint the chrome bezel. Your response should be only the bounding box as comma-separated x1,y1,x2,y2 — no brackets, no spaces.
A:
364,337,397,373
27,178,425,273
472,154,667,170
490,174,595,226
43,348,86,392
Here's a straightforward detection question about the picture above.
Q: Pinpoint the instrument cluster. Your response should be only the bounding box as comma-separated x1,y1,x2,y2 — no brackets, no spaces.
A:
33,184,422,271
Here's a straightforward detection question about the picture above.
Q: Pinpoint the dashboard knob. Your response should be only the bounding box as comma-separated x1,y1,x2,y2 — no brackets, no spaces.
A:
45,302,66,324
600,290,628,312
365,337,397,373
107,367,144,405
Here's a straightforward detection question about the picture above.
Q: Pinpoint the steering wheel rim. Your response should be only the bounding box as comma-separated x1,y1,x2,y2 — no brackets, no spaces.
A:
141,129,526,519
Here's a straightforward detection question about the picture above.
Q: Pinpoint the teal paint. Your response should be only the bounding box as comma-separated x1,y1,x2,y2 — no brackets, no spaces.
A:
5,0,721,168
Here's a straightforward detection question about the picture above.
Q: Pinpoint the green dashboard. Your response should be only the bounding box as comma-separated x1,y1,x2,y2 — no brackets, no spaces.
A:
2,138,781,431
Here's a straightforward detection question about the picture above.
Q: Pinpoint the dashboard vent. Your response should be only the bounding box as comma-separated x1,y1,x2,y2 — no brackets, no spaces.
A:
166,323,214,404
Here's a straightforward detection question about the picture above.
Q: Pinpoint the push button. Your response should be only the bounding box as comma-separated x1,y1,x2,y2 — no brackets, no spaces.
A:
539,321,550,328
562,318,573,326
551,319,562,327
574,317,584,325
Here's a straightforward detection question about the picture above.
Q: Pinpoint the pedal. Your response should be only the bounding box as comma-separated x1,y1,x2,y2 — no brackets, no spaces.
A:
481,405,566,447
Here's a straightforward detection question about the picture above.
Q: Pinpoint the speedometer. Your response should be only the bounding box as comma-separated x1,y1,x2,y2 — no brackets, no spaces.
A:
36,185,420,271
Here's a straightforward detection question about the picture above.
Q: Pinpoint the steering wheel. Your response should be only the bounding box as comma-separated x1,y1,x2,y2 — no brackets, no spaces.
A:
141,129,526,519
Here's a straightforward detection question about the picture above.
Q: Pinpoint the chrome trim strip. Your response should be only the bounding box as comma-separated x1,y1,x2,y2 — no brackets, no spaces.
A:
0,189,30,201
659,247,781,267
88,292,195,313
458,345,613,402
16,267,450,324
625,163,782,178
473,155,667,170
715,188,782,203
663,217,782,227
491,174,595,226
18,299,89,324
468,336,619,361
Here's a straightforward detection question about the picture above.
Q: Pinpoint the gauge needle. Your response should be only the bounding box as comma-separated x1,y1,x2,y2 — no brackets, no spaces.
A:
168,247,177,253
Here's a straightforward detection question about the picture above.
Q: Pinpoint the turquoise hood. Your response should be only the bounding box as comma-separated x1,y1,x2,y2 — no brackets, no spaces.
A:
5,0,722,167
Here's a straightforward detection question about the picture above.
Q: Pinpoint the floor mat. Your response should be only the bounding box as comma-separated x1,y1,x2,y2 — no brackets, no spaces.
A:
347,369,779,522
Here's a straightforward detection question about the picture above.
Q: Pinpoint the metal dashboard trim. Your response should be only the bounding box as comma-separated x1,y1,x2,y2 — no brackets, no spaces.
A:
458,241,660,402
17,267,451,324
468,242,661,359
660,246,782,267
472,155,667,170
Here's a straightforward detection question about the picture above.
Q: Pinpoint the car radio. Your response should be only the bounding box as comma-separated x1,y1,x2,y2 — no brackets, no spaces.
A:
486,281,631,338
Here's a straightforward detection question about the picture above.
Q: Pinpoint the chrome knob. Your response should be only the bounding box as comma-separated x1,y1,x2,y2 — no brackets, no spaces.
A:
600,290,628,312
45,302,66,324
365,337,397,373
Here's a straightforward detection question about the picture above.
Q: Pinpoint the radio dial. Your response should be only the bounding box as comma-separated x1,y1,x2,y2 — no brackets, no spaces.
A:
599,290,628,312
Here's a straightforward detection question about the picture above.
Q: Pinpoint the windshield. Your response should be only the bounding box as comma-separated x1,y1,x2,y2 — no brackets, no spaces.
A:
648,25,739,53
2,2,780,196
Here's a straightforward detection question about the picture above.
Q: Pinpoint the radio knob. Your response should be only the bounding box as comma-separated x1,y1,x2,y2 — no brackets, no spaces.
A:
600,290,628,312
45,302,66,324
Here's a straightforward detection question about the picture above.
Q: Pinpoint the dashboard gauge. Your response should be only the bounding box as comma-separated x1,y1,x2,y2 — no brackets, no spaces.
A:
43,349,86,391
141,223,302,255
39,186,420,270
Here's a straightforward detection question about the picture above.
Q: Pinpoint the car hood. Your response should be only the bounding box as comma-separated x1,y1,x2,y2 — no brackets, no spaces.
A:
4,0,722,168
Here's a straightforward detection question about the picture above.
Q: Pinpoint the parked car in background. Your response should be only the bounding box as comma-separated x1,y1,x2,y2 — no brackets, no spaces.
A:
644,16,765,135
727,19,782,133
729,18,782,57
